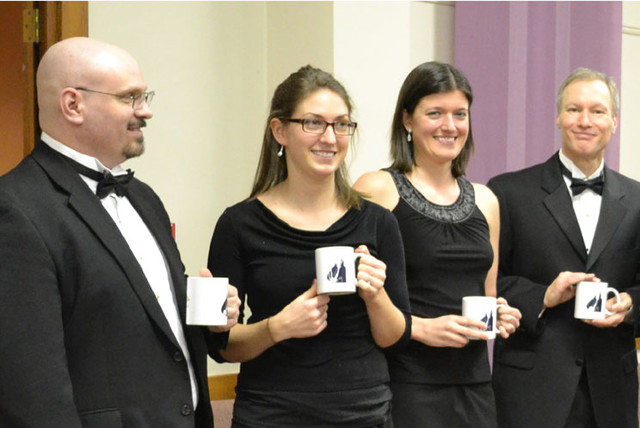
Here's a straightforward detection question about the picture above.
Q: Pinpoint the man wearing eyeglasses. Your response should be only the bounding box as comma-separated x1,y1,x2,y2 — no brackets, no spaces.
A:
0,37,240,427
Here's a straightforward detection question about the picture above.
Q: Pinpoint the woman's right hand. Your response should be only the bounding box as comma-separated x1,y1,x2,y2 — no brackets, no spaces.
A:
411,314,489,348
268,280,330,343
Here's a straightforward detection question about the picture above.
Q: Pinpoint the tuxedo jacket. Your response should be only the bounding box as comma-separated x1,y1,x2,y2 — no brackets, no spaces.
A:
487,153,640,428
0,142,220,428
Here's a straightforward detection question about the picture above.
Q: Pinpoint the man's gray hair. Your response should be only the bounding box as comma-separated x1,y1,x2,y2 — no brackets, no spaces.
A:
556,67,619,117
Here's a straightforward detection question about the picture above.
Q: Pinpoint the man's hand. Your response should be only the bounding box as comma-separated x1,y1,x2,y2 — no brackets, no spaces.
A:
543,271,597,309
200,268,242,332
585,292,632,329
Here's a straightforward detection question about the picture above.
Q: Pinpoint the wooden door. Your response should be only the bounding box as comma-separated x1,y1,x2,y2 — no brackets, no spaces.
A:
0,2,87,176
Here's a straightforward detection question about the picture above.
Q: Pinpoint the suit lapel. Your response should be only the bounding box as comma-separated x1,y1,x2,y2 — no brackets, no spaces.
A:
587,168,626,270
32,142,181,348
541,154,587,262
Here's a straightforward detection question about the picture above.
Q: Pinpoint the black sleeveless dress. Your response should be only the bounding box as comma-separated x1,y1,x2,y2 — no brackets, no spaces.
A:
384,169,497,427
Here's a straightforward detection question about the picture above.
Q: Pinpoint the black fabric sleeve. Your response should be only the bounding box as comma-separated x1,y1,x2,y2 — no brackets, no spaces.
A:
374,206,412,350
0,193,83,427
206,208,244,361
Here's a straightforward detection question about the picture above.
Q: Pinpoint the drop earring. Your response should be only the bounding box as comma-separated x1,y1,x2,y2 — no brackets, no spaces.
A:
407,131,412,142
277,145,284,157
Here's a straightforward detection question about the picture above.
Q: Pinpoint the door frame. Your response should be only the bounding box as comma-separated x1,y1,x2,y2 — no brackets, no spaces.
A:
22,1,88,156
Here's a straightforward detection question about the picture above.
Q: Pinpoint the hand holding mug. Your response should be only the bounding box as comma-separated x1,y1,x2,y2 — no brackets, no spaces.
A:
495,297,521,338
269,281,330,342
411,314,489,348
575,280,631,328
544,271,597,309
195,268,242,333
462,296,503,340
354,245,387,301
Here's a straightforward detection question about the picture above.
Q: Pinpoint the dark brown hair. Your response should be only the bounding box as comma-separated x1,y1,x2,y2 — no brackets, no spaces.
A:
250,65,361,208
390,61,474,177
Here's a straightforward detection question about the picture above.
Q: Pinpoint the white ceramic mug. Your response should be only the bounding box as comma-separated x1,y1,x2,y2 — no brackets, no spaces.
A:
574,281,621,320
462,296,501,340
315,246,363,295
186,277,229,326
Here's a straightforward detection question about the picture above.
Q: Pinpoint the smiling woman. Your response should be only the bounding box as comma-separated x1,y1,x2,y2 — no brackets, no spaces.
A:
249,66,360,211
206,65,411,427
268,87,353,207
354,61,521,428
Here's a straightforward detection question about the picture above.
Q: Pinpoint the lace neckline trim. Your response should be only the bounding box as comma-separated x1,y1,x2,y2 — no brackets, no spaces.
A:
386,168,475,223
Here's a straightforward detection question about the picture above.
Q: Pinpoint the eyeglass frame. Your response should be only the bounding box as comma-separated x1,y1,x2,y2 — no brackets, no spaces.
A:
280,117,358,136
74,87,155,110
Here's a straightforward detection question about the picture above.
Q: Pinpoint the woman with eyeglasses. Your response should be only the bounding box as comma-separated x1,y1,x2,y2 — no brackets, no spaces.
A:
354,62,521,428
207,65,410,428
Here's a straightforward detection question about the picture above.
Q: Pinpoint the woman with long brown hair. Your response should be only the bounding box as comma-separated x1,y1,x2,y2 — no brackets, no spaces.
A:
208,65,410,428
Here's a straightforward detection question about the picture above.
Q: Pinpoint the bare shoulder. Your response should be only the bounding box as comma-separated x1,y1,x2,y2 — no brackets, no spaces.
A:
471,182,499,219
471,182,497,204
354,170,399,210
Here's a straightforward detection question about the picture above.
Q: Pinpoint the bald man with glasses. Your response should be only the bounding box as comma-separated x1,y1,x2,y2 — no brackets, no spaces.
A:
0,37,240,428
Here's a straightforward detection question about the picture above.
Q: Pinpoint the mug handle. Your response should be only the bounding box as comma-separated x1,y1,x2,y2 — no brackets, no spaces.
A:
354,252,363,270
604,288,622,316
353,252,366,285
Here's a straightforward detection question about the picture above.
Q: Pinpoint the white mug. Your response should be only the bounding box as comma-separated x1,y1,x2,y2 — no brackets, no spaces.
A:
315,246,363,295
186,277,229,326
574,281,621,320
462,296,501,340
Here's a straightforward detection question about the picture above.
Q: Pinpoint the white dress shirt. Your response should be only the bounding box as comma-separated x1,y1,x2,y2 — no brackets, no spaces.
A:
41,133,199,408
558,151,603,254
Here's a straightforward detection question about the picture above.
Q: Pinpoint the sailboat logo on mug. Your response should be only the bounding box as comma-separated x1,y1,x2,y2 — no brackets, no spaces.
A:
481,311,494,331
585,294,603,312
326,260,347,283
315,246,362,295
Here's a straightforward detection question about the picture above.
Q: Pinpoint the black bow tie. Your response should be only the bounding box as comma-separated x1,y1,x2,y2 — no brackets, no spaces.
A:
65,157,134,199
560,164,604,196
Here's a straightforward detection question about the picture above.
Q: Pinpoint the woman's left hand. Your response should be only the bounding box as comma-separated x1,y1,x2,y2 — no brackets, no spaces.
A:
355,245,387,302
496,297,522,339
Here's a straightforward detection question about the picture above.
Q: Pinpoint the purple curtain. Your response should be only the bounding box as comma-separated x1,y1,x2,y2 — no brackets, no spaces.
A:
454,1,622,184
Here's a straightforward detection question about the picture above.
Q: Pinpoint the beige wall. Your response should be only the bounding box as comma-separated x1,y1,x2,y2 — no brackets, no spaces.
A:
90,2,266,283
265,2,334,93
622,2,640,181
334,1,454,181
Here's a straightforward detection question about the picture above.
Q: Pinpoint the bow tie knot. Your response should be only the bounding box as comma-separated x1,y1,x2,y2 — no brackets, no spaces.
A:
569,175,604,196
95,170,134,198
64,156,134,199
560,163,604,196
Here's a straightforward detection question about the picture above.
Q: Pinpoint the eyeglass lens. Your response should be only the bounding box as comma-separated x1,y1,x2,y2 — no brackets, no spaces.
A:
133,92,155,110
302,119,355,135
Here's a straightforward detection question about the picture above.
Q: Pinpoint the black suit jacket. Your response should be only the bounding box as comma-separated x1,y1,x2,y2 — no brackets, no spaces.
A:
0,142,219,428
487,153,640,428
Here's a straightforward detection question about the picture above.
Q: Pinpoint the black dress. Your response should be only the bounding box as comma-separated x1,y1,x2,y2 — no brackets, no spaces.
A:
384,169,497,428
208,198,411,428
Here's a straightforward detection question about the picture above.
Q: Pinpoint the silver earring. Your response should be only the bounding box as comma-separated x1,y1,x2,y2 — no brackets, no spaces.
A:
407,131,412,142
277,145,284,157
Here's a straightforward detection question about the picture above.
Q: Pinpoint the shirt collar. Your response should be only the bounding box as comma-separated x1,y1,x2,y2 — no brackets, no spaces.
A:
558,150,604,180
40,132,128,178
